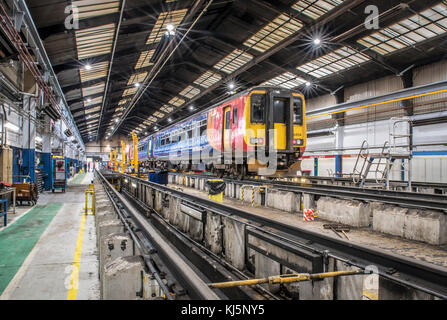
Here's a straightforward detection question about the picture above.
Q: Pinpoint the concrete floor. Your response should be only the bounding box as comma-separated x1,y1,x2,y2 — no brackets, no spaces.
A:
0,172,100,300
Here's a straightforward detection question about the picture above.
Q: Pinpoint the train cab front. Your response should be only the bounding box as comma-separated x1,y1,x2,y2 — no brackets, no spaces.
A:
246,87,307,176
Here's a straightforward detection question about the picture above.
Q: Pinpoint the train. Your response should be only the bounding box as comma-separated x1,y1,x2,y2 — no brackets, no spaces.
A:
137,86,307,178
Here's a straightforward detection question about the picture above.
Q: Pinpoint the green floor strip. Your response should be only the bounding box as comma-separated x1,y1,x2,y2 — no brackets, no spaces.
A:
69,173,86,185
0,203,63,295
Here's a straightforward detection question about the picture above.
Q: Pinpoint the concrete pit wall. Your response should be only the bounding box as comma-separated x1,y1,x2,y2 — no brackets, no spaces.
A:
373,204,447,245
93,179,164,300
316,197,371,227
169,176,446,246
145,176,441,299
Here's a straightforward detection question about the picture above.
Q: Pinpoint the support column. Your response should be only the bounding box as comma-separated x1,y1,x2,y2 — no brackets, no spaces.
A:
399,69,414,117
40,115,53,190
332,89,344,178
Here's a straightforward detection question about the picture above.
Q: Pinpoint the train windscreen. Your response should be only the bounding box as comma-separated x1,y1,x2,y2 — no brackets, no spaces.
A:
250,94,266,123
293,97,303,125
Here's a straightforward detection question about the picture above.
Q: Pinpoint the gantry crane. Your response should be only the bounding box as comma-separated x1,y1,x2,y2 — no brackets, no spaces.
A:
131,130,139,175
120,140,127,173
112,149,118,172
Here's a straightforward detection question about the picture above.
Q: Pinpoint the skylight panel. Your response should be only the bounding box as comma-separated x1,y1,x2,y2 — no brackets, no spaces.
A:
127,72,148,85
262,72,306,89
146,9,188,45
79,61,109,83
123,87,137,96
84,96,103,107
357,3,447,55
214,49,253,74
135,50,155,69
75,23,115,59
160,105,174,113
168,96,185,107
85,106,101,114
82,82,105,97
292,0,344,20
244,13,303,52
147,116,158,123
118,99,129,105
297,46,370,78
71,0,120,20
179,86,201,99
153,111,165,118
194,70,222,88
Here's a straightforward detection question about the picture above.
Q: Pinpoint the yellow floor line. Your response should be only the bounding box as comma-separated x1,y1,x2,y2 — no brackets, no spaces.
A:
66,212,87,300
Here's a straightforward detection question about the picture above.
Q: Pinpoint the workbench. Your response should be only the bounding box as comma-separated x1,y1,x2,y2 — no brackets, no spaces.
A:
0,187,16,215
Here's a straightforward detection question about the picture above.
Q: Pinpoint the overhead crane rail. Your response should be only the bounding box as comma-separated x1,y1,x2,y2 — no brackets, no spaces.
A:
108,171,447,299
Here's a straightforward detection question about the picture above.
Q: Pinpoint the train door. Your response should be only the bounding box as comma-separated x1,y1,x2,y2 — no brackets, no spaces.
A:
272,97,290,150
223,106,232,152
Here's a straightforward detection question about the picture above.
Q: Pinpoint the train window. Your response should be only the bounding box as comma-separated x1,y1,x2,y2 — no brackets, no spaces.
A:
187,130,193,139
225,110,231,129
200,125,207,136
251,94,265,123
161,138,165,146
233,108,238,124
293,97,303,125
273,98,287,124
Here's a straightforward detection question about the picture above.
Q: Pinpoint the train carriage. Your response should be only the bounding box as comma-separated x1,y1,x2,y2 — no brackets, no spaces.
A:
138,86,307,177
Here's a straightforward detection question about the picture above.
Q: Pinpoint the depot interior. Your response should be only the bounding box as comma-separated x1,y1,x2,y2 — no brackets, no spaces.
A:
0,0,445,301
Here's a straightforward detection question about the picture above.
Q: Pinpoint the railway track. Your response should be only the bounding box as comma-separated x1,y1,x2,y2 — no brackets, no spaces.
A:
102,170,447,299
96,170,280,300
169,172,447,212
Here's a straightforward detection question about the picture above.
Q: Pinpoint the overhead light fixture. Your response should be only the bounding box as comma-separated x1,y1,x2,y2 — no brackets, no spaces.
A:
313,38,321,45
87,98,92,103
166,24,176,36
168,118,172,122
115,118,119,123
135,83,141,88
228,83,235,90
35,136,43,143
85,64,92,70
188,105,195,111
306,81,311,87
166,24,175,32
5,122,19,132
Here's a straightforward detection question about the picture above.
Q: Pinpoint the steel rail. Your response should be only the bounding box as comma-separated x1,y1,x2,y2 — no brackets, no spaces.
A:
120,187,280,300
168,172,447,211
96,170,220,300
117,172,447,299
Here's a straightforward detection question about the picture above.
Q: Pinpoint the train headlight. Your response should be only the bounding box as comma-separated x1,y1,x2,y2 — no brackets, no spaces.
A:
293,139,303,146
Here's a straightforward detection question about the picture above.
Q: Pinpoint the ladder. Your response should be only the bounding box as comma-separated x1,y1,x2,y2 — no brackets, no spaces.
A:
385,117,413,190
352,140,370,186
351,118,412,190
